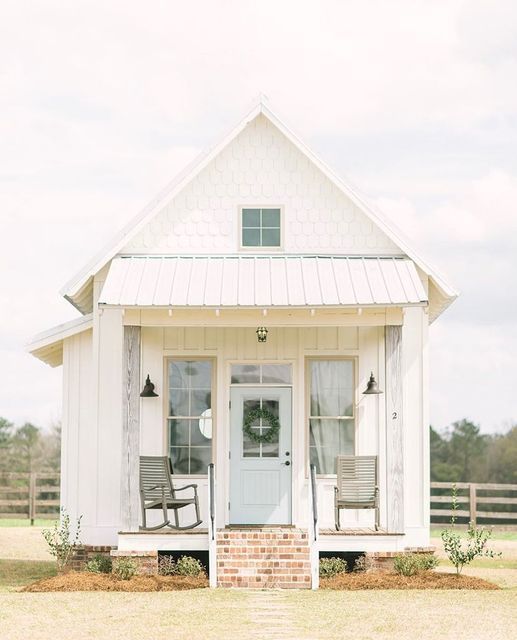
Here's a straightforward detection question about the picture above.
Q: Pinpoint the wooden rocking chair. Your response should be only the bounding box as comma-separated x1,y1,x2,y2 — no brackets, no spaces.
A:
139,456,202,531
334,455,379,531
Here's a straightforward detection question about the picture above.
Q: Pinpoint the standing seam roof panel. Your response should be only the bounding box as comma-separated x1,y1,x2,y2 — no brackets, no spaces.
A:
98,256,429,308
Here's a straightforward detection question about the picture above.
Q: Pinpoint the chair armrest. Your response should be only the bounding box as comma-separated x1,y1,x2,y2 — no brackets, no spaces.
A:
174,484,198,491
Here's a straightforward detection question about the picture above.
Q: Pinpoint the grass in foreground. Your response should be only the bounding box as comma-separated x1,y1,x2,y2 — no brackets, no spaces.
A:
286,590,517,640
0,591,254,640
0,590,514,640
430,527,517,541
0,519,58,528
0,560,56,592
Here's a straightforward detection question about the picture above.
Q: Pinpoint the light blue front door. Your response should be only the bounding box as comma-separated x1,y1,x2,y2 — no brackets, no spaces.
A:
229,387,292,525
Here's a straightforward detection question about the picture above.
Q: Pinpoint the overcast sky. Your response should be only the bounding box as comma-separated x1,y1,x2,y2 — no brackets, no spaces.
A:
1,0,516,434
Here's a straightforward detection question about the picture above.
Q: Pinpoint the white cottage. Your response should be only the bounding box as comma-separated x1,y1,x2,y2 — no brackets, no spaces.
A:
29,99,457,588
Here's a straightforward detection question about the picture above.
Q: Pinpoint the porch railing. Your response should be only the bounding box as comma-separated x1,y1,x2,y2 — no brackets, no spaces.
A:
207,463,217,588
309,463,319,590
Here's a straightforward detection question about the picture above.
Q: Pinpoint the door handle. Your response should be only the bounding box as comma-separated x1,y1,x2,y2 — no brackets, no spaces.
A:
282,461,291,466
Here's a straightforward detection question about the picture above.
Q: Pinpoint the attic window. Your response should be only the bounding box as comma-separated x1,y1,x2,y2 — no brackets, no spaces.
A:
241,208,281,248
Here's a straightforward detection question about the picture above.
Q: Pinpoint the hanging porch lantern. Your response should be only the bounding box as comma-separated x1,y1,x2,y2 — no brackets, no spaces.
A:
362,372,383,395
140,374,159,397
256,327,268,343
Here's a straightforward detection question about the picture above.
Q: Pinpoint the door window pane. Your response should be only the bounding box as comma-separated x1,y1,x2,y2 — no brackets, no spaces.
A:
261,364,292,384
242,397,279,458
231,364,260,384
168,360,212,474
231,363,291,385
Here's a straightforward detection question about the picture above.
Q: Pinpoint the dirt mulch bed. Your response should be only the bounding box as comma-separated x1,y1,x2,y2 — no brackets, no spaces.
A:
321,571,499,590
22,571,208,592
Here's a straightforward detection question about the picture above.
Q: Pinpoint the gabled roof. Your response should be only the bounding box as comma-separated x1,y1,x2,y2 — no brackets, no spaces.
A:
61,96,458,320
27,313,93,367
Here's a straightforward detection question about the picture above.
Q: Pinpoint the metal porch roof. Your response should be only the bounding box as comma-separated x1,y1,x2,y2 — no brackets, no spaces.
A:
98,256,427,308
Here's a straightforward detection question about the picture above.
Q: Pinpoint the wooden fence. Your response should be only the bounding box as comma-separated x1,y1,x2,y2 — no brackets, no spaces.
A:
431,482,517,526
2,475,517,526
0,472,60,524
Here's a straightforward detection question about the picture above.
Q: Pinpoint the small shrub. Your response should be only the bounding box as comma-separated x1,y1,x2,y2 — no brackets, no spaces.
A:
441,485,501,576
354,555,374,573
174,555,205,577
393,553,438,576
158,555,176,576
418,554,439,571
113,558,138,580
319,557,347,578
42,508,82,571
85,554,112,574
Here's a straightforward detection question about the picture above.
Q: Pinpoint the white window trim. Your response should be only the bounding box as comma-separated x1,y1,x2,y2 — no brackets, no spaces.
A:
164,356,216,478
238,205,284,251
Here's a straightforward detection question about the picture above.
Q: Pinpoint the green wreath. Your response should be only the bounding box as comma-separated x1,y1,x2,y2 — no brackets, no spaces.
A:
243,407,280,444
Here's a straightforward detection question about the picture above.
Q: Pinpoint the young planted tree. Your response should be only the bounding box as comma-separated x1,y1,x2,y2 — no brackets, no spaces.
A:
42,508,82,571
441,484,500,576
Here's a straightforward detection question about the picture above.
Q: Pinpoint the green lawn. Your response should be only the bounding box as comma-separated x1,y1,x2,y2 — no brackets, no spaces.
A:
430,527,517,541
0,519,57,528
0,525,515,639
0,559,56,592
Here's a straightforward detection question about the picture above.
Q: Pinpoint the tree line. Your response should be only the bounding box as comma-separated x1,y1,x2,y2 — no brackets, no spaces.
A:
0,417,60,474
431,419,517,484
0,415,516,483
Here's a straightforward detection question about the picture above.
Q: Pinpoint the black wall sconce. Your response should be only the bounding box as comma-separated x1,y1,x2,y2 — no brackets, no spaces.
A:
256,327,268,343
140,374,159,397
362,372,383,395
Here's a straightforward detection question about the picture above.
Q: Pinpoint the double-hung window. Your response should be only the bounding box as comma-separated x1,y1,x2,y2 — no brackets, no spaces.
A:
308,359,355,475
168,360,213,475
241,207,281,248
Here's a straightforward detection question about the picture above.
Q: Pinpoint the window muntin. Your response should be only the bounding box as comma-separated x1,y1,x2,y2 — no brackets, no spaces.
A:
241,208,281,247
242,397,280,459
168,360,212,475
308,360,355,475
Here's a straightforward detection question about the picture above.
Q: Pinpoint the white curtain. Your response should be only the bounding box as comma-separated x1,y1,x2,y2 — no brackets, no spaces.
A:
310,361,354,474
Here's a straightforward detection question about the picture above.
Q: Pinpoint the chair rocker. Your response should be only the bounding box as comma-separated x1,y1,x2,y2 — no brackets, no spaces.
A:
334,455,380,531
139,456,202,531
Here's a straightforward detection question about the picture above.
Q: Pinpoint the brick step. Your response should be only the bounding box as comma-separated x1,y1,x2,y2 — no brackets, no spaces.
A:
216,527,311,589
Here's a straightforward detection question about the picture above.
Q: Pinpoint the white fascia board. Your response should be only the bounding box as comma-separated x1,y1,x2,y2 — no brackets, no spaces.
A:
60,102,264,301
259,102,459,302
26,313,93,353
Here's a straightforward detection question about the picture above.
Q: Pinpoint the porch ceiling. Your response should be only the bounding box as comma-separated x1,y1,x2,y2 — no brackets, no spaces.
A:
99,255,428,309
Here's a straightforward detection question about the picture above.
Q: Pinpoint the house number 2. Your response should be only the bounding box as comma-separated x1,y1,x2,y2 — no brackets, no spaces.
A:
392,412,398,420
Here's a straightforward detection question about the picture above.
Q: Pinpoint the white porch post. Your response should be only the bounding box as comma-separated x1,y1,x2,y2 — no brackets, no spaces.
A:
385,324,404,533
120,325,141,532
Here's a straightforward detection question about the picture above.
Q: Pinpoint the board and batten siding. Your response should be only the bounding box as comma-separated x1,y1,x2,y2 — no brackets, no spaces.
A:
61,329,94,537
60,308,429,546
402,307,430,544
138,324,386,531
